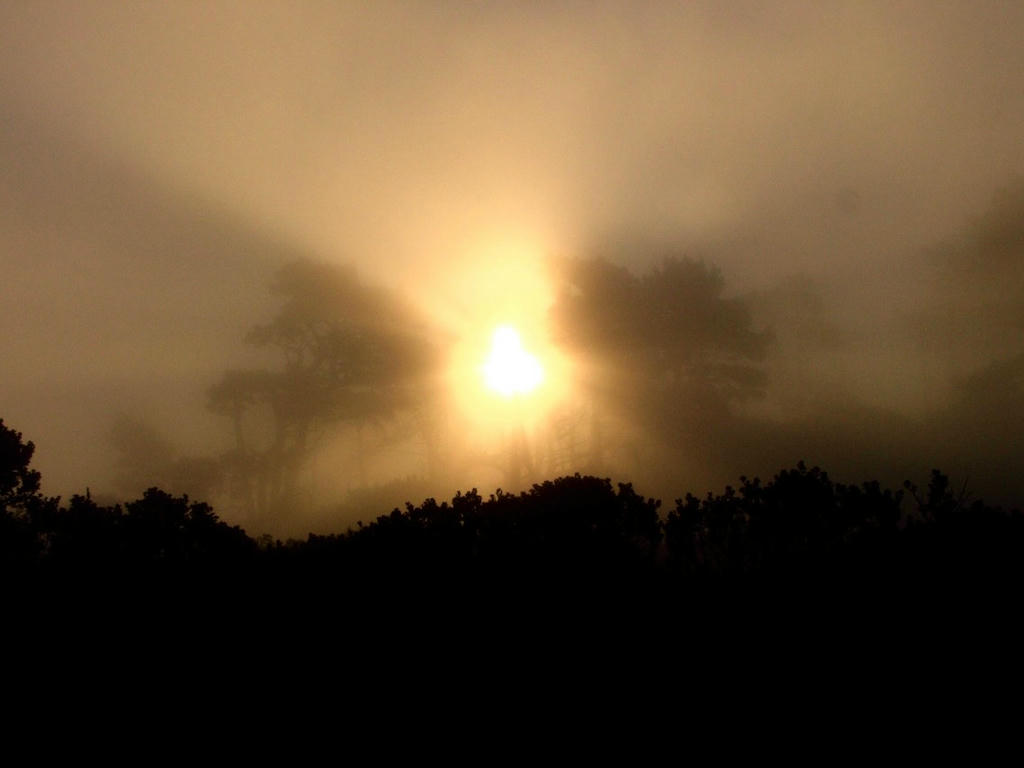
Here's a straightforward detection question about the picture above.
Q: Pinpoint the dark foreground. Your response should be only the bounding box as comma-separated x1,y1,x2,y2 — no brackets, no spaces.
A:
6,464,1022,633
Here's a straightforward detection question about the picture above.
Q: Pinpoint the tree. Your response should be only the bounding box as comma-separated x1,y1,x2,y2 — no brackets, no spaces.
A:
208,260,440,523
665,462,904,581
548,256,770,480
0,419,43,512
118,488,253,568
337,473,662,590
0,418,56,567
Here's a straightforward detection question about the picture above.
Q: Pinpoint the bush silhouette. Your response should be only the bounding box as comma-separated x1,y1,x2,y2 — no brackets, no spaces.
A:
4,416,1024,616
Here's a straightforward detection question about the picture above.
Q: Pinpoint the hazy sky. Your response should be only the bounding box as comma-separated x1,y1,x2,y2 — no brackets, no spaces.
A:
3,1,1024,519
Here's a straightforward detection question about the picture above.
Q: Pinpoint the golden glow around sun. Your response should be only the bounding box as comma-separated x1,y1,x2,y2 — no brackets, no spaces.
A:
427,240,573,441
483,325,544,397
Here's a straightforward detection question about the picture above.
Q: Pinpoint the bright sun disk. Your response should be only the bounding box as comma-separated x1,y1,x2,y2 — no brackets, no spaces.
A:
483,325,543,397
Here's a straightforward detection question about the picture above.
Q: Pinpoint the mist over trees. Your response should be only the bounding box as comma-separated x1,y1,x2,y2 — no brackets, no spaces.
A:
206,260,442,529
90,178,1024,539
6,4,1024,690
4,0,1024,564
4,164,1023,542
548,255,770,490
163,252,779,534
4,121,1023,539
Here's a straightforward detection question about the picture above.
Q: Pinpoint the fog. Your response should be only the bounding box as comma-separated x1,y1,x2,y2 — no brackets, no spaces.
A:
3,1,1023,536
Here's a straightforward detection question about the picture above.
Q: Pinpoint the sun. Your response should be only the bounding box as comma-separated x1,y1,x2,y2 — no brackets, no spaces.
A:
482,325,544,397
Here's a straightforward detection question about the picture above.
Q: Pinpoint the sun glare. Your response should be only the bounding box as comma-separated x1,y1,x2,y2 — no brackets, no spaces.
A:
483,325,544,397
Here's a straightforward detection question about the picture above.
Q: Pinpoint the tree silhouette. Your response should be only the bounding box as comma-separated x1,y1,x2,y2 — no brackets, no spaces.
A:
665,462,905,583
0,419,57,568
548,256,770,477
208,260,440,523
330,473,663,596
4,408,1024,626
0,419,44,513
117,487,253,570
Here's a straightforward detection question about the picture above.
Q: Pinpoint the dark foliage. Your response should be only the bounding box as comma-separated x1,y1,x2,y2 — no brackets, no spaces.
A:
0,418,59,569
339,474,662,588
3,418,1023,625
665,461,905,580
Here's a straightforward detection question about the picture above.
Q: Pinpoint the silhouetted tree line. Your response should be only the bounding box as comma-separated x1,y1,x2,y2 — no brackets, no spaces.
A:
4,418,1023,613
